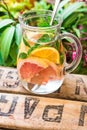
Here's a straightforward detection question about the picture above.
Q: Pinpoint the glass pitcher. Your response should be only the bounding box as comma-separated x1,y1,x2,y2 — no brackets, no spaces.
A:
17,10,82,95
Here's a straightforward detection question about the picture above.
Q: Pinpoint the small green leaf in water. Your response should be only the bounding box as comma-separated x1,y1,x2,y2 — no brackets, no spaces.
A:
55,41,60,50
19,52,27,59
23,37,31,47
38,34,51,43
60,53,65,64
37,17,50,27
28,44,40,55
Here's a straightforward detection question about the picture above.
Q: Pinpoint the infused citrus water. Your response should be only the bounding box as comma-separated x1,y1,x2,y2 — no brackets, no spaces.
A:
17,32,65,94
17,10,65,94
18,10,82,94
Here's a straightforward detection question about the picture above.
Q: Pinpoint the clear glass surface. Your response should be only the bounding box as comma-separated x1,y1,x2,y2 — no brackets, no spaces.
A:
18,10,82,94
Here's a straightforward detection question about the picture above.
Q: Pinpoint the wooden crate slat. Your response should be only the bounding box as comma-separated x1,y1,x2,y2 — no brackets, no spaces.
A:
0,66,87,101
0,93,87,130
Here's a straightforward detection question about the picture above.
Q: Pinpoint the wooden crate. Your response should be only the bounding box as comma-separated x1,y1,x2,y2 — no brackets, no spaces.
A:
0,66,87,130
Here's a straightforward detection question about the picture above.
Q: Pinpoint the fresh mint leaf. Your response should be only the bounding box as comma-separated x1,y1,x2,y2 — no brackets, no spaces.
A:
19,52,27,59
55,41,60,50
38,34,51,43
37,16,57,27
37,18,50,27
23,37,31,47
28,44,40,55
60,53,65,64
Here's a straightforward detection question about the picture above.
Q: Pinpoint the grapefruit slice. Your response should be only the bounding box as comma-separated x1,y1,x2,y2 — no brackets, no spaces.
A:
30,66,57,85
30,47,60,64
30,60,62,85
17,56,49,82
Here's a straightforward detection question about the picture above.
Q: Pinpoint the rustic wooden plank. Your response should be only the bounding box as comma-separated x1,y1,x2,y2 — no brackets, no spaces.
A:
0,93,87,130
0,128,15,130
0,66,87,101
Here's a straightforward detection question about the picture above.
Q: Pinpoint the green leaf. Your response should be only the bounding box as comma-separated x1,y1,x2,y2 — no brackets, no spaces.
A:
62,13,78,28
37,34,51,43
57,0,70,12
61,2,85,20
37,17,50,27
0,4,7,11
78,14,87,25
55,41,60,50
19,52,27,59
72,26,81,38
4,56,14,67
0,11,7,16
1,26,15,61
23,37,31,47
15,23,22,46
0,52,3,66
28,44,40,55
10,42,18,66
0,19,15,29
60,53,65,64
34,0,50,10
77,7,87,13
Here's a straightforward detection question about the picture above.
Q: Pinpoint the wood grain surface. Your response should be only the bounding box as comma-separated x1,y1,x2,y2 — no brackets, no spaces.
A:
0,66,87,130
0,93,87,130
0,66,87,101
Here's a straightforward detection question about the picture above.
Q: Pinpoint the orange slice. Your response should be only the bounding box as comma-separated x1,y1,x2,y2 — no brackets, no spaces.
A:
30,47,60,64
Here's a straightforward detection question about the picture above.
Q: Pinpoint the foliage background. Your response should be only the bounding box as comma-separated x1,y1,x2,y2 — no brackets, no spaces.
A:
0,0,87,74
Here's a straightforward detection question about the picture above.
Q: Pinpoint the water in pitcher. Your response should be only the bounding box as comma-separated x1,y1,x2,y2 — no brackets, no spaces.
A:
18,36,65,94
17,11,65,94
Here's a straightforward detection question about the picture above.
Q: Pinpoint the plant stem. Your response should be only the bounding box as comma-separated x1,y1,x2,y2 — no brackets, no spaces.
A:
2,0,15,19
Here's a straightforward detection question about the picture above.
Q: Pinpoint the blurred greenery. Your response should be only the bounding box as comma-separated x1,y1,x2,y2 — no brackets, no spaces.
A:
0,0,87,75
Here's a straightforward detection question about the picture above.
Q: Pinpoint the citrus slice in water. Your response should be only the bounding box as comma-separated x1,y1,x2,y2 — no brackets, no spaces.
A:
17,56,49,82
30,60,59,84
30,47,60,64
17,56,61,84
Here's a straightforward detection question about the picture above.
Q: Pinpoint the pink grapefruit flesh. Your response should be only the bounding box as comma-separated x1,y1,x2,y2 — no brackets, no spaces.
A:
17,57,48,82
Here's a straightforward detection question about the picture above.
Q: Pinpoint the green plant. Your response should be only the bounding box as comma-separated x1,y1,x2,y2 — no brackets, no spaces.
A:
0,0,87,75
56,1,87,74
0,0,33,67
33,0,51,10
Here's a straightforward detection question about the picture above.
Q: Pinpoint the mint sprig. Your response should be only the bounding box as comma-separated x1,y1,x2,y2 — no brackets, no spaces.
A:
37,34,51,43
27,43,40,55
23,37,31,47
19,52,27,59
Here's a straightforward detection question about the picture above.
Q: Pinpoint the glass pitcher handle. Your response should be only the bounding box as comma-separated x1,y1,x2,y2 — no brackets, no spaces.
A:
60,32,82,73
